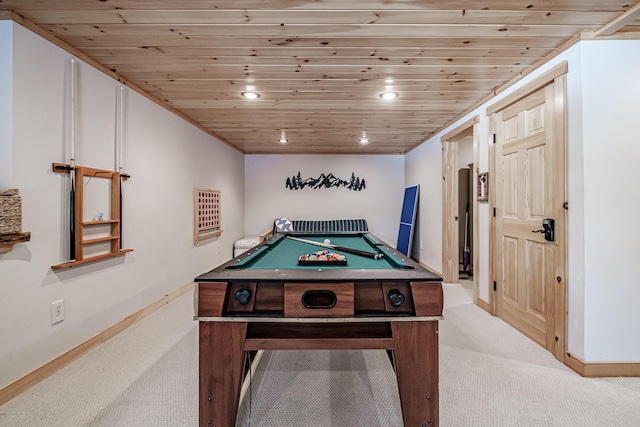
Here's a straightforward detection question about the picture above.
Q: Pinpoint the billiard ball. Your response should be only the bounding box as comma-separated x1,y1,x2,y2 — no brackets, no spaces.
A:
324,239,331,244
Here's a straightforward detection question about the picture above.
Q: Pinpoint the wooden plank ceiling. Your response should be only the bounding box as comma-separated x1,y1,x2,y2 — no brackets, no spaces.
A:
2,1,640,154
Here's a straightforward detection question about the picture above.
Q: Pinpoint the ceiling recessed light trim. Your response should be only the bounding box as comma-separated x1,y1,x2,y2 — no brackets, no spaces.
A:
279,130,288,144
380,91,398,100
242,91,260,100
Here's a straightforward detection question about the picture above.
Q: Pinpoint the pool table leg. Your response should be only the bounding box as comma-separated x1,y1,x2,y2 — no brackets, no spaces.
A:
199,322,247,427
392,321,439,427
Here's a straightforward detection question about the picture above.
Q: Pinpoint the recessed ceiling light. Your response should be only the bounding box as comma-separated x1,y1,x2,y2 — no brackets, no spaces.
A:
380,91,398,100
279,130,288,143
359,133,369,144
242,91,260,100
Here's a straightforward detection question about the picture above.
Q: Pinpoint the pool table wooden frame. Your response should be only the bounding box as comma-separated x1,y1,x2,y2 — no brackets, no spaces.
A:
195,232,443,427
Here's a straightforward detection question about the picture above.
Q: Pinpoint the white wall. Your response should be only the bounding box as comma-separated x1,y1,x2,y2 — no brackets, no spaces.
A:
245,155,404,246
579,40,640,361
404,135,443,273
0,22,245,389
458,136,473,169
0,22,11,186
565,44,587,361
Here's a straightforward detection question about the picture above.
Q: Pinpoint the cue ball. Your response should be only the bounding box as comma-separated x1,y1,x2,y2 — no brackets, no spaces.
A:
324,239,331,244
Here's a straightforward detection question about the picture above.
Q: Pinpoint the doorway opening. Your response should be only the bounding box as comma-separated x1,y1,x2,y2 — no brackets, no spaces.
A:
441,115,479,302
457,135,474,281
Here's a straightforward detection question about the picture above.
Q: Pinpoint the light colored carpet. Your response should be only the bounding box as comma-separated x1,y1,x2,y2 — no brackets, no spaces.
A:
438,282,640,426
236,350,403,427
1,281,640,426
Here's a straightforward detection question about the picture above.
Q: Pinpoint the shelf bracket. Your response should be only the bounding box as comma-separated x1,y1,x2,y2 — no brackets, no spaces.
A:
0,232,31,254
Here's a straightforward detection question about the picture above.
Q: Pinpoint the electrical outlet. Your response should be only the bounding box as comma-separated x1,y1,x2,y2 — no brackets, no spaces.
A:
51,300,65,325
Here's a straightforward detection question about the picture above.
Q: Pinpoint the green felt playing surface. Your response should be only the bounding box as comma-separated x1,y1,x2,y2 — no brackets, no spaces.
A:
238,234,406,270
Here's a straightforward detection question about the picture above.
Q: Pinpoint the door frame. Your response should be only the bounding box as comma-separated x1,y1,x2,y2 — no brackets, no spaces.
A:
441,115,479,301
486,61,568,362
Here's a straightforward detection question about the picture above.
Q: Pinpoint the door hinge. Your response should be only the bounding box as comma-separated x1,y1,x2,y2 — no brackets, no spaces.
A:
493,281,497,291
493,207,496,217
493,133,496,144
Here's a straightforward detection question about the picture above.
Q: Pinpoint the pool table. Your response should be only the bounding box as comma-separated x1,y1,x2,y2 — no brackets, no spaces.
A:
195,232,443,427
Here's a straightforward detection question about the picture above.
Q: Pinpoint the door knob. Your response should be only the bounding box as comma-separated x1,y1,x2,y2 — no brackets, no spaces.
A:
532,219,554,242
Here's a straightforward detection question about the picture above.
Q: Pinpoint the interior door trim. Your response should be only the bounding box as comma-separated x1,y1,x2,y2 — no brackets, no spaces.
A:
441,115,479,287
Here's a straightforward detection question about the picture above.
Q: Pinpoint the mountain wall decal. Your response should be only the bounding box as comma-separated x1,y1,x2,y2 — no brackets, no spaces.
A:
286,171,366,191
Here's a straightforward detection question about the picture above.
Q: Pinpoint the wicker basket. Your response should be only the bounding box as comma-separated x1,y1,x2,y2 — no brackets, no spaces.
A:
0,189,22,235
